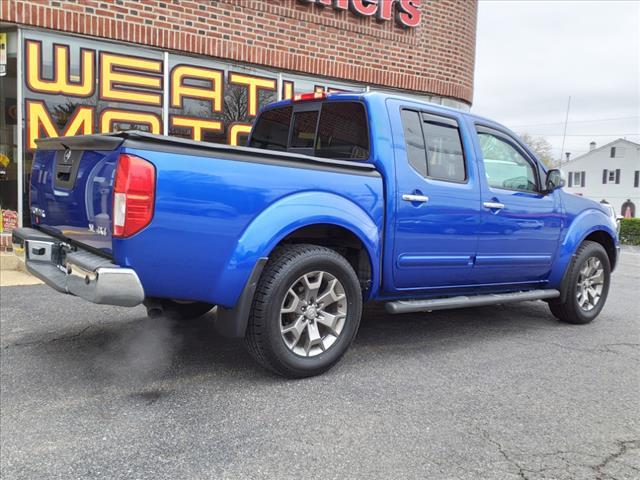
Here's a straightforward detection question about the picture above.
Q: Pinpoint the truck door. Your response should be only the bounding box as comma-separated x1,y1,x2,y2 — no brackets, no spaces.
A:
389,102,481,290
473,125,562,285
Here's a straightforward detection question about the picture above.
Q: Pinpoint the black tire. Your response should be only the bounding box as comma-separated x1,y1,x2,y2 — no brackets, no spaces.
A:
548,240,611,324
245,244,363,378
145,299,214,321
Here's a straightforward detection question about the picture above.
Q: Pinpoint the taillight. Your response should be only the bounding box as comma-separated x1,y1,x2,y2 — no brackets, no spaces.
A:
113,154,156,238
293,91,326,102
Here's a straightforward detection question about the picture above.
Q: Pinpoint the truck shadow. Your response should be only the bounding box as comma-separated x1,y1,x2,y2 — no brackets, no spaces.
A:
10,299,562,388
356,300,560,347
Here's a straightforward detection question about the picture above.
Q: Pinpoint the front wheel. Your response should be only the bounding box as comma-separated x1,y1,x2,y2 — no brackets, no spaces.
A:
245,244,363,378
548,240,611,324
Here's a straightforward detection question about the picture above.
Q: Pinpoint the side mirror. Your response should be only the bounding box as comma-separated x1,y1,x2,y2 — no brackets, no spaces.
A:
544,169,564,193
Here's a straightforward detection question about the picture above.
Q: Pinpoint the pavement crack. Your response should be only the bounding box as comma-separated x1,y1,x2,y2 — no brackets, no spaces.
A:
602,343,640,353
478,429,531,479
2,325,93,350
593,439,640,479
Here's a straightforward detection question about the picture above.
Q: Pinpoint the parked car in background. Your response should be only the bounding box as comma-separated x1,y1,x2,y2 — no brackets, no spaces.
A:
13,92,620,377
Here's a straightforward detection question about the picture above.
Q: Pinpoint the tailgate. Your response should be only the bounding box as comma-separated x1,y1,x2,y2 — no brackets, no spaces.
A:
30,134,124,255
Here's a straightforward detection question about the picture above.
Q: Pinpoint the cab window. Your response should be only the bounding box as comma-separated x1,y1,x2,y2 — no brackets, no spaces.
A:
400,109,467,182
400,110,427,176
248,106,292,151
316,102,369,160
477,131,538,192
423,120,466,182
290,111,319,149
249,101,370,160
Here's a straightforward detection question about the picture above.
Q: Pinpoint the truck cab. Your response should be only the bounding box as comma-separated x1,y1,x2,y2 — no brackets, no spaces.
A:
14,91,620,377
249,92,618,296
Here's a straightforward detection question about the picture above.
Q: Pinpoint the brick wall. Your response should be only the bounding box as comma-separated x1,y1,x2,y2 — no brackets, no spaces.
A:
1,0,477,104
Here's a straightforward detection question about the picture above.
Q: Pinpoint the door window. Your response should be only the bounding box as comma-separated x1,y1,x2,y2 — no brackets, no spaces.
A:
423,121,466,182
400,109,466,182
478,132,538,192
400,110,428,176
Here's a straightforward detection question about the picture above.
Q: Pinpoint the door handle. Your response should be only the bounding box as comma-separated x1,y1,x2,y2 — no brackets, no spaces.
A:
402,194,429,203
483,201,505,210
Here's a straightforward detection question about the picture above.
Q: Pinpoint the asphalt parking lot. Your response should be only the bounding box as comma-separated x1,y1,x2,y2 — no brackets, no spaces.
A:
1,249,638,480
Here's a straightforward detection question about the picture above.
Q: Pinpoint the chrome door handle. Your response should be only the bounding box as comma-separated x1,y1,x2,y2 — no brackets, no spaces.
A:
402,194,429,203
483,201,505,209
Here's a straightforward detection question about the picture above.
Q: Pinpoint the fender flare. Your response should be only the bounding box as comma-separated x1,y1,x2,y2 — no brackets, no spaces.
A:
215,191,382,337
549,208,617,301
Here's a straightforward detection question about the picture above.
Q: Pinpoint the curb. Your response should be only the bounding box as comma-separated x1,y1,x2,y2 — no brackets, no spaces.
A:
0,252,27,273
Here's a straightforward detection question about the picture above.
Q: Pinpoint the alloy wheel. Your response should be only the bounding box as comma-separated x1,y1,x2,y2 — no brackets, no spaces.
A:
576,257,605,312
280,271,348,357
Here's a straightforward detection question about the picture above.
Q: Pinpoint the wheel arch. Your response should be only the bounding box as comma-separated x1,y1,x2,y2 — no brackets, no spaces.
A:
273,223,376,298
549,208,618,301
214,191,382,338
583,230,617,270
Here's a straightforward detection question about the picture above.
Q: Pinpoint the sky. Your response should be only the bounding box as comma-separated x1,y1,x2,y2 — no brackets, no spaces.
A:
472,0,639,163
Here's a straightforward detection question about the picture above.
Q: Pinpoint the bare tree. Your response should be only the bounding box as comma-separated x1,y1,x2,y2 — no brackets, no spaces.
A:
519,132,556,168
223,87,249,124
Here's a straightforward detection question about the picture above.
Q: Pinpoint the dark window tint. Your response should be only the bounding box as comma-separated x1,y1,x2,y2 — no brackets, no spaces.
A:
423,121,466,182
316,102,369,159
400,110,427,176
248,107,292,151
290,111,319,148
635,171,639,188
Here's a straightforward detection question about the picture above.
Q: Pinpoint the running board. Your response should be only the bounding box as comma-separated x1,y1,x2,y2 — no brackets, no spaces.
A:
385,289,560,314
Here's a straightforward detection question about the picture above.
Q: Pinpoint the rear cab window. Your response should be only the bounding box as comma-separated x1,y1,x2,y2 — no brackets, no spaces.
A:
249,106,292,151
249,101,370,161
291,111,319,149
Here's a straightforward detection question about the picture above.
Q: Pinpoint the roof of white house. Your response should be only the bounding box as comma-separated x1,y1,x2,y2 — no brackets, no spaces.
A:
563,138,640,166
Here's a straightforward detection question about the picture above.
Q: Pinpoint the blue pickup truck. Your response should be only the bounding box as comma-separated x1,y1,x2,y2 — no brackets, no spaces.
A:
14,91,620,377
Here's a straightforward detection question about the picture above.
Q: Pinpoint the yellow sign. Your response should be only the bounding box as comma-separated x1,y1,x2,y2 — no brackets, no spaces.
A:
24,38,265,148
23,34,353,149
0,33,7,77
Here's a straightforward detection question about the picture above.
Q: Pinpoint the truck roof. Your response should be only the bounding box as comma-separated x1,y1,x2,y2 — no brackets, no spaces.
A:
263,90,511,135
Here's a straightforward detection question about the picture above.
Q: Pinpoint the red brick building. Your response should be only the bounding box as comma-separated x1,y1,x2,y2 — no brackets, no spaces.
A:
0,0,477,235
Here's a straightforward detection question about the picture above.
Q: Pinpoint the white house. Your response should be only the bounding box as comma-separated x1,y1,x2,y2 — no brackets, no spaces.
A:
562,138,640,218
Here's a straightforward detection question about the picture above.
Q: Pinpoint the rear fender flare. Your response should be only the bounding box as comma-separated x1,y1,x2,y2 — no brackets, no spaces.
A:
214,191,382,308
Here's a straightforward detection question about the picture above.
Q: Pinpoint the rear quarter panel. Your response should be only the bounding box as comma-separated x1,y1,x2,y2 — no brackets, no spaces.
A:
113,147,384,307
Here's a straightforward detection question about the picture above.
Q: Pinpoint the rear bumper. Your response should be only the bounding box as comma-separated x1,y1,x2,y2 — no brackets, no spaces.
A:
11,227,144,307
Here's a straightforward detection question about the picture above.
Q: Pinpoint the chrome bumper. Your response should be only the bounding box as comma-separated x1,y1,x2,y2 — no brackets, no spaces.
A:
11,227,144,307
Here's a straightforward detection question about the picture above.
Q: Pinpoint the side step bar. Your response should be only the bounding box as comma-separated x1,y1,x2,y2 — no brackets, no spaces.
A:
385,289,560,314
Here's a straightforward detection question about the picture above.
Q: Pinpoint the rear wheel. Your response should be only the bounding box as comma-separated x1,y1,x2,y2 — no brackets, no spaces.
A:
548,241,611,324
245,244,363,378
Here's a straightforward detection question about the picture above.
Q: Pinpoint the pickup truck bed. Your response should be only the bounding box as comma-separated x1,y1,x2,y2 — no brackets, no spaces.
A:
25,131,384,308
